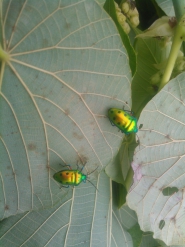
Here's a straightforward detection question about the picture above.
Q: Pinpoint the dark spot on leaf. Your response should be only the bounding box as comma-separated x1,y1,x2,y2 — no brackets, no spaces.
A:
46,165,50,171
65,22,71,29
168,17,177,28
78,155,88,165
28,143,36,151
162,187,178,196
5,205,9,210
159,220,165,230
64,108,70,116
73,132,83,140
43,38,49,46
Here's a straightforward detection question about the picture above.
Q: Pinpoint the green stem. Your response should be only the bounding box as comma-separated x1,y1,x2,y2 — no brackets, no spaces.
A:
158,14,185,91
172,0,185,53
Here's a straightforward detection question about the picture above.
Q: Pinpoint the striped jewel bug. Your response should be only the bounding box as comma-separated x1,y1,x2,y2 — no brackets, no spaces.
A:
53,163,98,189
108,108,138,134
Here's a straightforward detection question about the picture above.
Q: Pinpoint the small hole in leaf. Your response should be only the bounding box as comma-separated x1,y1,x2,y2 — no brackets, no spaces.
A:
159,220,165,230
139,124,143,129
162,187,178,196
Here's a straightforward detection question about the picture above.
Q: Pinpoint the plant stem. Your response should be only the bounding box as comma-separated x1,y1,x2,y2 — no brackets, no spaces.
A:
158,14,185,91
172,0,185,53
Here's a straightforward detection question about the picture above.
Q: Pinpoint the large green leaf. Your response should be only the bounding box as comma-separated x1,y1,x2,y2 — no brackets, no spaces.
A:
0,0,133,220
127,72,185,246
0,172,138,247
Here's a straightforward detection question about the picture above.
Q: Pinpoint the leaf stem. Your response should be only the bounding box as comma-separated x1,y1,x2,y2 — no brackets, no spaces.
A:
158,14,185,91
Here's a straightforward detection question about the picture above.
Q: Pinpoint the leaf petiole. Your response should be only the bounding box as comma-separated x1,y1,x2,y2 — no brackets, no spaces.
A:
159,14,185,91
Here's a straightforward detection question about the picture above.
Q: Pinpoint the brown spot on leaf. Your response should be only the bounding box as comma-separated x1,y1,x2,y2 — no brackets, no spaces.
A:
64,108,70,116
43,38,49,46
46,165,50,171
28,143,36,151
78,155,88,165
65,22,71,29
12,25,16,32
73,132,83,140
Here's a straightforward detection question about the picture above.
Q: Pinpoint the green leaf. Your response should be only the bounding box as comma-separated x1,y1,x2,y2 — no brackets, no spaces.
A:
132,37,172,117
112,181,127,207
112,203,138,247
0,172,138,247
155,0,175,16
0,0,132,219
128,223,161,247
104,0,136,75
127,72,185,246
128,223,143,247
105,134,137,204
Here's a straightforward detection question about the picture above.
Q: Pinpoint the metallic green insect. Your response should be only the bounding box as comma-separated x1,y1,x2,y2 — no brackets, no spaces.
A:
108,108,138,134
53,164,98,189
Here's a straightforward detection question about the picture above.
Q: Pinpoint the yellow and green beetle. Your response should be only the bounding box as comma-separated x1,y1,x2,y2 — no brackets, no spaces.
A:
108,108,138,134
53,164,98,189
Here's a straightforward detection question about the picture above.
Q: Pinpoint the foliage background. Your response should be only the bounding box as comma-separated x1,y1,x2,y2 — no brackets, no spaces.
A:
1,0,185,246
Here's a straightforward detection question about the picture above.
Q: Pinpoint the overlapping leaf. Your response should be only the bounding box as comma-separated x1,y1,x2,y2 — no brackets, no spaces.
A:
127,73,185,245
0,0,132,219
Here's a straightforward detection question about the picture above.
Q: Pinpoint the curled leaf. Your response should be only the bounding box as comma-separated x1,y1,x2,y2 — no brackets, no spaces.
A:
136,16,176,39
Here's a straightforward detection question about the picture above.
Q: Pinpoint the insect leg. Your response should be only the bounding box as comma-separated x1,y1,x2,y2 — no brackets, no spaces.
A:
122,107,134,115
110,120,115,126
76,161,80,170
60,185,69,188
87,179,99,192
59,164,71,170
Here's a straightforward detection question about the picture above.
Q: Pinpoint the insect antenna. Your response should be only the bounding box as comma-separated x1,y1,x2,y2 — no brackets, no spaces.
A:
86,179,99,192
87,166,99,175
77,161,87,172
86,166,99,191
